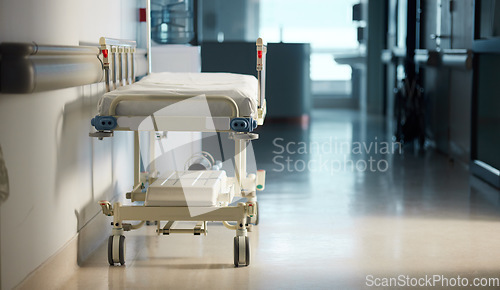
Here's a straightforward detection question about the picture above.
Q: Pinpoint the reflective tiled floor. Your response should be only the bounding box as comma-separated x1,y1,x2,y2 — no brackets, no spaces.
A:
62,109,500,289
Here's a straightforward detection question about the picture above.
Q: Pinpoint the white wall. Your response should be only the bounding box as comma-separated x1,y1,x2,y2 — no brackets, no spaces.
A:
0,0,139,289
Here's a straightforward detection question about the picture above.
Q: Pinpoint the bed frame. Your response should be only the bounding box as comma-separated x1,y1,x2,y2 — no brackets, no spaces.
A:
91,36,267,267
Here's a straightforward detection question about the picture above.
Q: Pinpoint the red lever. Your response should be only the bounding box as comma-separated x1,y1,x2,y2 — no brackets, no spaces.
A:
102,49,108,58
258,50,262,59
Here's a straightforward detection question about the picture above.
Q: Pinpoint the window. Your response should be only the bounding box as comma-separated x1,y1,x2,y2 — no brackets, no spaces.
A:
260,0,359,82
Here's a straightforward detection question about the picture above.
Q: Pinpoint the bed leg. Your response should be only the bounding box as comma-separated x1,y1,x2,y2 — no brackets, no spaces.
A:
245,191,259,227
234,138,247,193
108,203,126,266
134,131,141,187
234,203,250,267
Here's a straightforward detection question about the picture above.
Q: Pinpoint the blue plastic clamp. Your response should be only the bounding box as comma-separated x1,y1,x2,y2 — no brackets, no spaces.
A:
230,118,257,132
91,116,118,131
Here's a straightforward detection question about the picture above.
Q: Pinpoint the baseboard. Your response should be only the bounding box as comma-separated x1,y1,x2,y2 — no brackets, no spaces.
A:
471,160,500,189
15,235,79,290
15,212,110,290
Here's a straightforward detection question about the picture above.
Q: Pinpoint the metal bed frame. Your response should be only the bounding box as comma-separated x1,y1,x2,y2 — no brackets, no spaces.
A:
91,34,267,267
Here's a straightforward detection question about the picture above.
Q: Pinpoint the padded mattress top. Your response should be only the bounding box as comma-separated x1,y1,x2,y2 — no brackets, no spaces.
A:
98,72,258,118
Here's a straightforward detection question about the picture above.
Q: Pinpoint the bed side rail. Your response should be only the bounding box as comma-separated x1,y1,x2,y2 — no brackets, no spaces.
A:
99,37,138,92
90,94,261,134
256,38,267,124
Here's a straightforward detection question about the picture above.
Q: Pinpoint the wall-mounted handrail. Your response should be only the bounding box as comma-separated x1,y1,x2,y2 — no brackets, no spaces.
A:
0,42,103,94
414,49,441,67
0,39,148,94
411,49,472,70
380,47,407,64
0,43,99,56
441,49,473,70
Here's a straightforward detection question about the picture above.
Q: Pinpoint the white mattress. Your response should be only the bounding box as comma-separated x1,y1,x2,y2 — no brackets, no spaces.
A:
145,170,227,207
98,72,258,118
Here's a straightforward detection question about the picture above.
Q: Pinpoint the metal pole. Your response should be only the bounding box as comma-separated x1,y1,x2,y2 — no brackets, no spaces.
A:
134,131,141,186
234,139,247,191
146,0,152,74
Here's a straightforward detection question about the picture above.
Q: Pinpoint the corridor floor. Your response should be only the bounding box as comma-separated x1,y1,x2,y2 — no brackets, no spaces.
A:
61,109,500,289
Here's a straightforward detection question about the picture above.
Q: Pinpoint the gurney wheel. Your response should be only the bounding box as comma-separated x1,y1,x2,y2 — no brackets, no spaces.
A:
233,236,250,267
108,235,126,266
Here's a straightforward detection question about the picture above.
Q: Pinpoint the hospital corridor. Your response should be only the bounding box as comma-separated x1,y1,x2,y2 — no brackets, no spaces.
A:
59,109,500,289
1,0,500,289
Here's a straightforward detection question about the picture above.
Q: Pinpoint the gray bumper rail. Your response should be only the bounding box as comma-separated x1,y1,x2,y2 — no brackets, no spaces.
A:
0,42,103,94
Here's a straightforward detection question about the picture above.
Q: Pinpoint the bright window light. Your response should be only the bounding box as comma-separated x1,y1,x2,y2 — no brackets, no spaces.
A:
260,0,359,81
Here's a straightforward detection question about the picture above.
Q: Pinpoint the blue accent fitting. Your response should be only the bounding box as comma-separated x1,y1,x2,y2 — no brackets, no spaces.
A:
230,118,257,132
91,116,117,131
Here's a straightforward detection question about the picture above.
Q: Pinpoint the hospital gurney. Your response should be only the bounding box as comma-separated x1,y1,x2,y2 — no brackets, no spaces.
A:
90,37,267,267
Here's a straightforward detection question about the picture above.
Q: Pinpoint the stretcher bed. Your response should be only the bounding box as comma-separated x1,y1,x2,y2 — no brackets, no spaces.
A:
98,72,259,118
92,37,267,267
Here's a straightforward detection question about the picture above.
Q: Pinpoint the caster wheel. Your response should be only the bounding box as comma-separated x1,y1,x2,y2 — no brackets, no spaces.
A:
233,236,250,267
108,235,126,266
